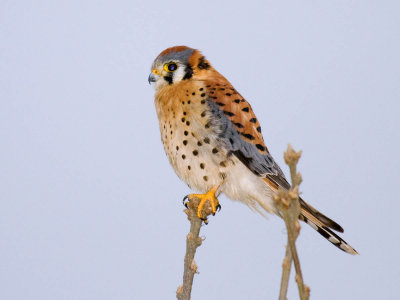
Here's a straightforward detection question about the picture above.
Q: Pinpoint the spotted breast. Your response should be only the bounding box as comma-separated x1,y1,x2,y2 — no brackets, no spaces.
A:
155,80,232,193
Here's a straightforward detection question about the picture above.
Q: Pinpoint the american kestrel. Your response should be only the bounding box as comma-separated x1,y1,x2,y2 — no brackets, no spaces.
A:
149,46,357,255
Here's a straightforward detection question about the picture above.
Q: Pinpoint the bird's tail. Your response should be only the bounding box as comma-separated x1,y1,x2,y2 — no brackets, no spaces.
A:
299,198,358,255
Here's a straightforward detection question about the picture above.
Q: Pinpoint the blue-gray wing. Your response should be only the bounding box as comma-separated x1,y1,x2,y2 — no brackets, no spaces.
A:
203,82,291,190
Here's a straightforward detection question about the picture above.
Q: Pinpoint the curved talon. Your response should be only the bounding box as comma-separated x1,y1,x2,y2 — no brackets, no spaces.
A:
216,204,222,212
182,195,189,208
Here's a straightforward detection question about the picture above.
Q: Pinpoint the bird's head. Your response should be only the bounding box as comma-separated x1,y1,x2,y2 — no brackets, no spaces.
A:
148,46,213,91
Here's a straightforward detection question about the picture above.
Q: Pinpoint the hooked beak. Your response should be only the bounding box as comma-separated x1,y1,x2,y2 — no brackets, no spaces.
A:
148,69,161,84
148,73,156,84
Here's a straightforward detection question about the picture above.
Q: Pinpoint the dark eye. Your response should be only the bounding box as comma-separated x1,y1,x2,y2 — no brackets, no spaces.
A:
168,63,178,71
164,62,178,72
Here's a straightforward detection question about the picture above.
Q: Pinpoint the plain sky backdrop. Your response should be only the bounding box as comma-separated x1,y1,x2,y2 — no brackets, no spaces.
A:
1,1,399,299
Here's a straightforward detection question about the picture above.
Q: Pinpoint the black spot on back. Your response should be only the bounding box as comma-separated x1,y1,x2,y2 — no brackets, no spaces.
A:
223,111,235,117
255,144,265,151
241,133,255,140
233,122,244,128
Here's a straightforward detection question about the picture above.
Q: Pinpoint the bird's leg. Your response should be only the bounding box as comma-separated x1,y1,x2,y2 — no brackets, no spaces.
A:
183,185,221,223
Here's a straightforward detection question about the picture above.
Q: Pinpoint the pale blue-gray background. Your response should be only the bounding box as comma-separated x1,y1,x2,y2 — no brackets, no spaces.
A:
1,1,399,299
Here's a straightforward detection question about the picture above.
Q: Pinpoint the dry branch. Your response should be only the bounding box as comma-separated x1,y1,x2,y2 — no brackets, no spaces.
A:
176,196,214,300
275,144,310,300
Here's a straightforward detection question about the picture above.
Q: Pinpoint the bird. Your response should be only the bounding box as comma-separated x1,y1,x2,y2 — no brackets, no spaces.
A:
148,46,357,255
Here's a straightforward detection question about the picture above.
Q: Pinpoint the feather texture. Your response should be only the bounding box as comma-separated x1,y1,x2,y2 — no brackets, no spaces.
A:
150,45,357,255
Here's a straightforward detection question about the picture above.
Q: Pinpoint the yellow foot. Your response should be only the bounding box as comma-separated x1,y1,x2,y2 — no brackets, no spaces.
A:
183,186,221,223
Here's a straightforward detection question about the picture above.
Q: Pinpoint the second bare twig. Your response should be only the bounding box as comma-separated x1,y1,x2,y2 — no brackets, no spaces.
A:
275,144,310,300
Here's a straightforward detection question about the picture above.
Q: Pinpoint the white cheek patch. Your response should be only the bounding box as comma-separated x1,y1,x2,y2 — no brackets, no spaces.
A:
172,66,186,83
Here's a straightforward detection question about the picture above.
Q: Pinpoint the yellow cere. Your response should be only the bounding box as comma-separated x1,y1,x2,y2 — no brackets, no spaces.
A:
152,69,161,75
